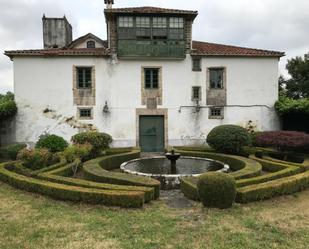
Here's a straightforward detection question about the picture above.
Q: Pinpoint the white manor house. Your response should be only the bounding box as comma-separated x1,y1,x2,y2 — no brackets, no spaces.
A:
5,1,285,152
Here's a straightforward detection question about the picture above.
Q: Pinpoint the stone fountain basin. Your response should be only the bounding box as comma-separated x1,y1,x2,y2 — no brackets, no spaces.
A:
120,156,229,190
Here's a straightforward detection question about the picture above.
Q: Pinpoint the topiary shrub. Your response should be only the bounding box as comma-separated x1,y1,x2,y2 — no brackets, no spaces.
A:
17,148,53,170
63,143,93,163
255,131,309,153
197,172,236,209
71,131,112,157
35,134,68,152
0,143,27,160
206,125,251,155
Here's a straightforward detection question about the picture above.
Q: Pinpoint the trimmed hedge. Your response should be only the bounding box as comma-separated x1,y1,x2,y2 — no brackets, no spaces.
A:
236,171,309,203
262,155,309,171
206,125,251,154
197,172,236,209
174,149,262,180
0,162,144,208
83,150,161,199
236,155,303,187
37,173,154,203
36,134,68,152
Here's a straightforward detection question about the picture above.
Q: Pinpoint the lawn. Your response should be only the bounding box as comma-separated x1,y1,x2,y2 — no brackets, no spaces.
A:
0,181,308,249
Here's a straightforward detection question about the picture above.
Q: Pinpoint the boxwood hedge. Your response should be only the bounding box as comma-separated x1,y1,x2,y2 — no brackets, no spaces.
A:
0,162,145,208
83,150,161,198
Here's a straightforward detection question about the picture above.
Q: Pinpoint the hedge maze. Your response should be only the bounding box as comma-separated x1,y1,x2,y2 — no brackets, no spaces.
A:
0,149,160,208
0,146,308,208
176,148,309,203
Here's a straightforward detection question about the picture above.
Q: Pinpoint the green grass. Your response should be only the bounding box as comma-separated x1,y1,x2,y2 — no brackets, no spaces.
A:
0,181,308,249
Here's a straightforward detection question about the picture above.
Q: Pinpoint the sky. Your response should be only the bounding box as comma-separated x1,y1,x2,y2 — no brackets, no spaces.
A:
0,0,309,93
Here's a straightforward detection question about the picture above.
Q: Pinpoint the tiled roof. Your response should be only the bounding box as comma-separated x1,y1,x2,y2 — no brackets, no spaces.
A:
4,48,110,59
104,6,198,16
192,41,285,57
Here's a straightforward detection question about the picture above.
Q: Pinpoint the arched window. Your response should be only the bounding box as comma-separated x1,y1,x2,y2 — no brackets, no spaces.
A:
87,40,95,48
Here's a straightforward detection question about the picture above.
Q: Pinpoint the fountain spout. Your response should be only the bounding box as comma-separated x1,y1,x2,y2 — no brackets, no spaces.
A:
165,150,181,174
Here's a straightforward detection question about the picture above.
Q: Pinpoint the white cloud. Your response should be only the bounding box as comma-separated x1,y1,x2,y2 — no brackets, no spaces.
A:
0,0,308,93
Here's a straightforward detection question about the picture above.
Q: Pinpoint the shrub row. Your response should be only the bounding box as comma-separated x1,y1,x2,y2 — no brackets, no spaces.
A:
174,149,262,179
37,173,154,203
0,162,145,208
236,171,309,203
83,150,161,199
262,155,309,171
236,155,303,187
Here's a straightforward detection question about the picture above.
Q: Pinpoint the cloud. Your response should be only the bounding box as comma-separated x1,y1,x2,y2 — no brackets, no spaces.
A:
0,0,309,93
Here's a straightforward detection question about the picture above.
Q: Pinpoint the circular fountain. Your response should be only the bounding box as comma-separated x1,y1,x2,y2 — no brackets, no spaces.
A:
120,150,229,190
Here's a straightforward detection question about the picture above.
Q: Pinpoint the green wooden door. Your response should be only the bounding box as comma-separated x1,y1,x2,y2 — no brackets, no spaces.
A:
139,116,164,152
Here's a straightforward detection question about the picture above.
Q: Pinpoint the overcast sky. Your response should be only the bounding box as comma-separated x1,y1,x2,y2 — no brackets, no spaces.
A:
1,0,309,93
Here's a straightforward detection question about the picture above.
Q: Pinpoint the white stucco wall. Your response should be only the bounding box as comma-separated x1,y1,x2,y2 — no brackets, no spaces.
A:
12,54,280,147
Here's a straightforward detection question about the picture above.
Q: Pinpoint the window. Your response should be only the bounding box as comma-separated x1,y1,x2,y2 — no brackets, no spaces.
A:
86,40,95,48
136,17,151,39
77,67,92,88
79,108,92,119
169,17,184,40
144,68,159,89
209,68,224,89
209,108,223,119
118,16,134,27
152,17,167,39
118,16,135,39
192,86,201,101
192,58,201,71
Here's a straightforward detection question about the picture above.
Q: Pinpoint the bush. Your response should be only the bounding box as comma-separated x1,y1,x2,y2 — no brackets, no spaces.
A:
255,131,309,152
197,172,236,209
0,143,27,160
17,148,53,170
63,143,92,163
35,134,68,152
206,125,251,155
71,132,112,157
0,92,17,121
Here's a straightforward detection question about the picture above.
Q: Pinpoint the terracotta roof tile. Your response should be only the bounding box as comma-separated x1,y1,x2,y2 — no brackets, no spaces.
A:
104,6,198,16
192,41,285,57
4,48,110,59
67,33,107,49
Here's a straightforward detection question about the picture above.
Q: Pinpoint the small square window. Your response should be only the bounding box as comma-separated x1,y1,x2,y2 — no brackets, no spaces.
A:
209,68,224,89
77,67,92,89
192,58,201,71
192,86,201,101
144,68,159,89
87,40,95,48
79,108,92,119
209,108,223,119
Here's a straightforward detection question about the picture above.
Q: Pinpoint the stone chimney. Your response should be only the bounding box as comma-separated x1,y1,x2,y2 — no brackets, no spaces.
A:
104,0,114,9
42,15,73,49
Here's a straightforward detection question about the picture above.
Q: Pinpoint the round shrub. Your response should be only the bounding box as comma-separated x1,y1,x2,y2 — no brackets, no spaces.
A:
206,125,251,154
71,131,112,157
17,148,53,170
197,172,236,209
63,143,93,163
35,134,68,152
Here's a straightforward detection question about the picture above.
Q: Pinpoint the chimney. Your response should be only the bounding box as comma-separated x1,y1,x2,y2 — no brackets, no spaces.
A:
42,15,73,49
104,0,114,9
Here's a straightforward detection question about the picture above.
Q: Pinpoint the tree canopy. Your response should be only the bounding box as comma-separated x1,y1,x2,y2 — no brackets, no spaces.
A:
0,92,17,121
280,53,309,99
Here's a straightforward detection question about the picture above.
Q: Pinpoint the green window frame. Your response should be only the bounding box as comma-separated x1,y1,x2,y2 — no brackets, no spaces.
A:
77,67,92,89
144,68,159,89
209,68,224,89
192,58,202,71
192,86,201,101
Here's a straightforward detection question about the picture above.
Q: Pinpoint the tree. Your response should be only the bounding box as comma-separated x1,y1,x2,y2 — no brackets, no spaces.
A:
0,92,17,121
281,53,309,99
